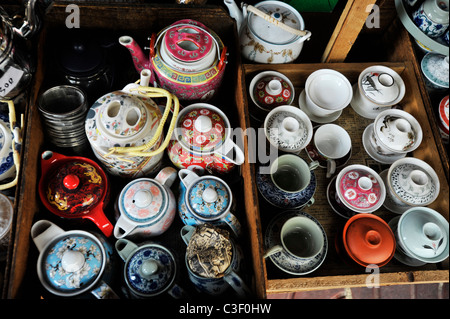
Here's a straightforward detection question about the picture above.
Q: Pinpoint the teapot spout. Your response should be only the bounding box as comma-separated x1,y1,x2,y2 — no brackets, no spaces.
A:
119,35,151,74
224,0,244,34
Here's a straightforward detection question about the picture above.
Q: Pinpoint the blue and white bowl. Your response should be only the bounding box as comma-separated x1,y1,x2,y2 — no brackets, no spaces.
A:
0,113,15,182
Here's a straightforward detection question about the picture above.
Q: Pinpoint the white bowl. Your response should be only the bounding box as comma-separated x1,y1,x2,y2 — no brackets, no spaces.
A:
305,69,352,111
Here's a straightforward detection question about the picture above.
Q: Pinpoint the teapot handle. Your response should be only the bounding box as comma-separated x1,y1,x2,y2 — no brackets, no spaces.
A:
224,271,252,298
105,87,180,159
245,4,312,41
216,138,245,166
180,225,196,246
155,166,178,188
115,238,138,262
31,220,65,253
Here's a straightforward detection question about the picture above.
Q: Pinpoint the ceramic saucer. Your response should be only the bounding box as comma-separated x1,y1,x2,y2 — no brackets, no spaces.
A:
362,123,406,164
380,170,410,214
326,175,357,219
350,84,393,119
388,216,426,267
264,211,328,275
305,126,352,169
256,166,316,209
299,90,342,124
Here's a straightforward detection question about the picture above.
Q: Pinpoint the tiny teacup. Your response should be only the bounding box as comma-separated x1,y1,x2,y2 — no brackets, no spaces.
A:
311,124,352,178
264,216,324,260
413,0,449,38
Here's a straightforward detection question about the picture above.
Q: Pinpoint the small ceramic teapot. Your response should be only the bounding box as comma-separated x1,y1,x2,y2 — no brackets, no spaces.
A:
181,224,251,297
31,220,118,298
178,169,241,237
38,151,114,237
224,0,311,63
115,238,185,298
120,19,227,101
85,75,179,178
114,167,177,239
167,102,244,174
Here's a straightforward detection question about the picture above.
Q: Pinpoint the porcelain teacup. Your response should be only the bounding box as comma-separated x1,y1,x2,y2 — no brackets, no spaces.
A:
264,216,324,260
413,0,449,38
310,124,351,178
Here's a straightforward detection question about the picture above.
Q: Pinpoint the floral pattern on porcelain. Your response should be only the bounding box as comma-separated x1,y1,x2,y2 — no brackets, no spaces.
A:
187,179,230,219
265,110,308,151
0,114,14,180
389,163,438,205
253,77,293,108
125,245,175,296
413,2,449,38
44,235,103,291
338,170,382,210
256,168,316,209
421,53,449,88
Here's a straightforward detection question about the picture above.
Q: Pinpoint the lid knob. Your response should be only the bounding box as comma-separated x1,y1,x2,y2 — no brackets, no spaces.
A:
423,222,442,241
139,260,159,279
202,186,218,203
378,73,394,87
358,176,373,191
365,230,382,247
266,79,282,96
61,250,86,273
281,116,300,134
63,174,80,190
134,190,153,208
194,115,213,133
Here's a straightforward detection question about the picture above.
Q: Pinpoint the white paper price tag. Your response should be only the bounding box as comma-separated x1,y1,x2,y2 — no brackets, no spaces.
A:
0,66,24,97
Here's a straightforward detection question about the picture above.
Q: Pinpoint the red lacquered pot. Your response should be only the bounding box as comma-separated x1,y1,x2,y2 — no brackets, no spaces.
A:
38,151,113,237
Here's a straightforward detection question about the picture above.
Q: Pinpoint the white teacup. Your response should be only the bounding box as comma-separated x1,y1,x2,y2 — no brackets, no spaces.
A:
313,124,351,177
264,216,324,260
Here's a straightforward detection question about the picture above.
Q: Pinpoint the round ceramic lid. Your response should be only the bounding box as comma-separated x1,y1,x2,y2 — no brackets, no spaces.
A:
119,179,167,223
97,93,149,139
337,168,384,212
0,114,14,173
177,107,227,152
421,53,449,88
248,2,302,45
439,95,449,131
45,161,105,215
360,71,401,105
398,208,449,261
374,112,419,152
253,76,293,108
389,161,438,205
344,214,395,267
265,109,309,151
163,24,214,63
187,177,231,220
125,244,176,296
39,233,104,295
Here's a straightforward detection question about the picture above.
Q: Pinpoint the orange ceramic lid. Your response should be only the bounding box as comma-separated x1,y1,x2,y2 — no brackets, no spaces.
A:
343,214,395,267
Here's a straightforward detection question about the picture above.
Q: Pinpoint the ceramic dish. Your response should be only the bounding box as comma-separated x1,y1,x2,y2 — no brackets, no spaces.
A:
299,90,342,123
264,210,327,275
249,71,295,111
362,123,406,164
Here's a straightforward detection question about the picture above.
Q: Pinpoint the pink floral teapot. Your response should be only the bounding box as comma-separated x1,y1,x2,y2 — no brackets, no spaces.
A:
119,19,227,102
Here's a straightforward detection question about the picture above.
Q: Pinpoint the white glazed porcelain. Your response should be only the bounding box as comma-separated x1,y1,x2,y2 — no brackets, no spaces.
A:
313,124,352,178
385,157,440,211
396,207,449,264
298,90,342,124
225,0,311,64
369,109,423,156
305,69,352,111
350,66,406,119
263,105,313,153
114,167,177,239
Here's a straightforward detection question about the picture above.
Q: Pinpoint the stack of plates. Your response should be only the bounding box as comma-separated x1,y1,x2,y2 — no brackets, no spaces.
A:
38,85,89,150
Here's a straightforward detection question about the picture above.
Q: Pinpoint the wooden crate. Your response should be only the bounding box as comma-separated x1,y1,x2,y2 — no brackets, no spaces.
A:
4,3,256,299
238,62,449,298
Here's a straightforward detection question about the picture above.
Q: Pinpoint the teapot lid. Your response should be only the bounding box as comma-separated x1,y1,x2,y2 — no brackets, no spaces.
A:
388,158,439,206
336,165,385,213
187,176,231,220
44,160,105,215
59,37,104,76
360,71,401,105
124,243,176,296
177,107,227,152
343,214,395,267
248,2,303,45
38,231,105,296
118,178,168,223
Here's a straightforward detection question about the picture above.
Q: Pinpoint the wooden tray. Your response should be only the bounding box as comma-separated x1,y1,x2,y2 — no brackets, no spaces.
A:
237,62,449,298
4,3,257,299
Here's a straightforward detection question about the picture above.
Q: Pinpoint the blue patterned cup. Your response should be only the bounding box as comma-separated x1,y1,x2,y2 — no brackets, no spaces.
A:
413,0,449,38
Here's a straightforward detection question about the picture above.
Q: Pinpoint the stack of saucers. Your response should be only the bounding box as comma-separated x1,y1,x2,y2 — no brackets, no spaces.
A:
38,85,89,151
